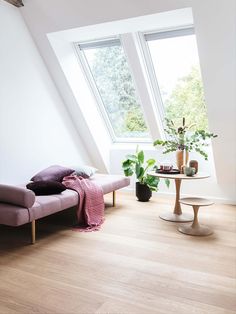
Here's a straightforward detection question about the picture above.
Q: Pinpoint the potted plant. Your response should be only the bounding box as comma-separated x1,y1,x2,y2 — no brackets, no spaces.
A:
153,118,217,171
122,147,169,201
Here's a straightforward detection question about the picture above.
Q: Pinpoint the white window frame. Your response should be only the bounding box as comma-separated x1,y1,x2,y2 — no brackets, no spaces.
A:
74,37,152,143
74,26,197,143
138,26,195,133
120,33,163,141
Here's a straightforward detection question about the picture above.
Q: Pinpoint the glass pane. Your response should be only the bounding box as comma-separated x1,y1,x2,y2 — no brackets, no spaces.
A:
147,34,208,131
82,43,150,139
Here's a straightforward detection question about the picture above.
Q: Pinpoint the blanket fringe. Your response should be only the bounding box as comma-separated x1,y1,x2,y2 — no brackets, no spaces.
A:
72,218,105,232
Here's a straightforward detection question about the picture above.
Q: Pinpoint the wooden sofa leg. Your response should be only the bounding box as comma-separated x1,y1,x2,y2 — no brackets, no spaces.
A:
31,220,36,244
112,191,116,207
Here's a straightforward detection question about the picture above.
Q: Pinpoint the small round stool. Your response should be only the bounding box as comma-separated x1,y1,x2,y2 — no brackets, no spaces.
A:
178,197,214,236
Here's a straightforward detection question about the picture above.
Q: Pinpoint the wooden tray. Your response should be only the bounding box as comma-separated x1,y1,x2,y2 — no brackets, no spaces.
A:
156,169,180,174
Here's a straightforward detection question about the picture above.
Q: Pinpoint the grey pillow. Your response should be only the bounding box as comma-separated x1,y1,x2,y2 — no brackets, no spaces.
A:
31,165,75,182
72,165,97,178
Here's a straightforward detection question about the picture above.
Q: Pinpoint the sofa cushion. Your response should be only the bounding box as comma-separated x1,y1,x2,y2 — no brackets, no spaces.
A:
31,165,74,182
90,174,130,194
0,184,35,208
26,181,66,196
28,189,79,221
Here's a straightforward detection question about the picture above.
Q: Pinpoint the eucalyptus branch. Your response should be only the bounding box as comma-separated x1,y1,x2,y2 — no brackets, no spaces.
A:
153,118,217,160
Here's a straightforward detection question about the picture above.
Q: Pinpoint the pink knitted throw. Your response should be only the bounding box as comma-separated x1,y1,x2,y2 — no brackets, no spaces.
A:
62,175,104,232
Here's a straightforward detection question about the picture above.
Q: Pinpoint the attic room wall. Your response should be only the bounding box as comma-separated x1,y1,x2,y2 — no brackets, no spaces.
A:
0,0,91,184
20,0,236,202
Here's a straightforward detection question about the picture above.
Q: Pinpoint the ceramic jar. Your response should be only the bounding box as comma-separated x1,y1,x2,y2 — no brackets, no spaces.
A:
189,160,198,174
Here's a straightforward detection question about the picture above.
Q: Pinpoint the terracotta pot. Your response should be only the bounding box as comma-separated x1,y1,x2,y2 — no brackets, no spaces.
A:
176,150,189,172
136,182,152,202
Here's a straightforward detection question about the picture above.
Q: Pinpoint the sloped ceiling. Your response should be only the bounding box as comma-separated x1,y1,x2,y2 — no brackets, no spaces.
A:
4,0,23,7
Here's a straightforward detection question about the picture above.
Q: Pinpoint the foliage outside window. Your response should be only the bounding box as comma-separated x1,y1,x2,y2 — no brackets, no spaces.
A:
79,40,150,140
76,29,210,143
146,31,209,131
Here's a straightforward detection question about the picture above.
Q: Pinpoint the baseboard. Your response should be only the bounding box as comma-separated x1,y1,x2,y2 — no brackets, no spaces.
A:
120,187,236,205
156,191,236,205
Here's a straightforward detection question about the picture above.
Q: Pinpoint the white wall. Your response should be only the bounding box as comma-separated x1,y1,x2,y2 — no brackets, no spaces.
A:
19,0,236,202
0,0,91,184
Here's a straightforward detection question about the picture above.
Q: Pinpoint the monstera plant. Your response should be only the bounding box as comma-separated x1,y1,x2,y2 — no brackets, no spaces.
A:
122,146,169,201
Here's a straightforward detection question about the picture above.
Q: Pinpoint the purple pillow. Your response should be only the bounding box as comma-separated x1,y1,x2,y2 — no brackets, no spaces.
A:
26,181,66,196
31,165,75,182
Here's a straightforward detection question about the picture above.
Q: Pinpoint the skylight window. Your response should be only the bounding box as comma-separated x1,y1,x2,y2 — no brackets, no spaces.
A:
76,39,150,142
144,28,209,131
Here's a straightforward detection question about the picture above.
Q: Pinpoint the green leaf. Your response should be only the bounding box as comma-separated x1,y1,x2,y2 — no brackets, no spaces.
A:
122,159,133,169
145,175,159,187
153,139,165,146
125,154,137,162
135,163,141,178
145,175,155,183
137,167,145,180
137,150,144,164
124,168,133,177
164,178,170,188
146,159,156,167
148,186,158,192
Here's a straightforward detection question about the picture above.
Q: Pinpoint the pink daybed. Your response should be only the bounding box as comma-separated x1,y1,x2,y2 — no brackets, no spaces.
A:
0,174,130,244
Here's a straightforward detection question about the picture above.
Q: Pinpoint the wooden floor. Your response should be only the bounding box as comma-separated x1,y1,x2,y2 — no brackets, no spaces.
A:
0,192,236,314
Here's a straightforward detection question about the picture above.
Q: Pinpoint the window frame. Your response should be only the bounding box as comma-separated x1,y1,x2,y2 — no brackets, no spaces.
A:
138,26,195,133
74,37,152,143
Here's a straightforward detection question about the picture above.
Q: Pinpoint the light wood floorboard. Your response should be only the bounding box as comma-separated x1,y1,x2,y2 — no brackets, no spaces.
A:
0,192,235,314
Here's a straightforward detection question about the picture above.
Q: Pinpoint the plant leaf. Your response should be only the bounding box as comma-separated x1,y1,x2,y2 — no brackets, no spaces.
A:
146,159,156,167
124,168,133,177
145,175,159,187
137,167,144,180
153,139,165,146
137,150,144,164
125,154,137,162
149,186,157,191
164,178,170,188
122,159,133,169
135,163,141,178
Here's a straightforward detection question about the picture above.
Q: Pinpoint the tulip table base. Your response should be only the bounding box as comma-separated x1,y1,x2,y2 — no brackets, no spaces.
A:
159,178,194,222
148,172,210,223
159,212,194,222
178,224,213,236
177,198,214,235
